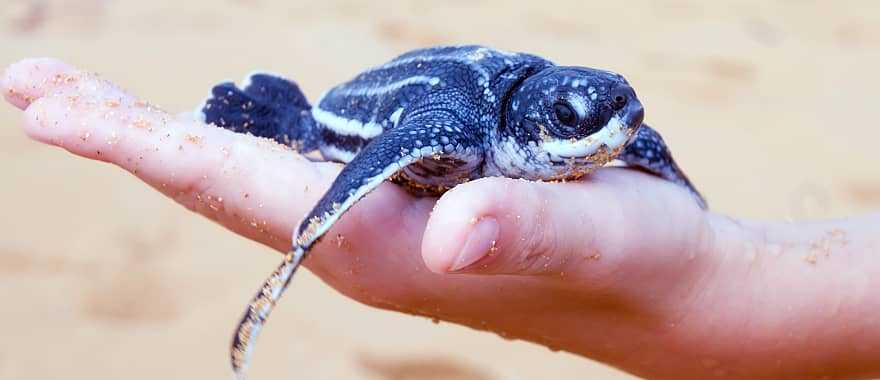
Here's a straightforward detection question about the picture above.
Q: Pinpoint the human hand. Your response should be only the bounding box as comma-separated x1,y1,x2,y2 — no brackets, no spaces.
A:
5,58,880,380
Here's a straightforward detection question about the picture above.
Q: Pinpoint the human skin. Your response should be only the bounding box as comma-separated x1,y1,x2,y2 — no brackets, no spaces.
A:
3,58,880,380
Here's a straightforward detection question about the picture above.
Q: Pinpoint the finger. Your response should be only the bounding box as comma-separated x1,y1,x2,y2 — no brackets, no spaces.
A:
422,171,710,290
3,58,351,252
2,58,86,110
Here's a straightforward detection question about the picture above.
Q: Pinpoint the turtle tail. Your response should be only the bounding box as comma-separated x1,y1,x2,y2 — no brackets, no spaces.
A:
199,73,319,152
231,247,307,380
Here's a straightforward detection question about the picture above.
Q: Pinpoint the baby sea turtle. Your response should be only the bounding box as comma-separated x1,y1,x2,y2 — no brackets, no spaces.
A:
199,44,706,379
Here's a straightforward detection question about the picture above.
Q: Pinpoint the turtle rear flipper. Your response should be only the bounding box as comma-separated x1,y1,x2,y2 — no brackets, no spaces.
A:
200,73,319,151
229,108,482,379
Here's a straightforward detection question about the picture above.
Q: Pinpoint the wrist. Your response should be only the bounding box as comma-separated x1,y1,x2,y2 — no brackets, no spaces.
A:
699,213,880,379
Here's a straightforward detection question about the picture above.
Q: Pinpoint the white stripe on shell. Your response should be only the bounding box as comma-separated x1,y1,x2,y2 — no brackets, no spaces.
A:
372,51,490,81
337,76,441,97
311,106,385,139
542,115,631,159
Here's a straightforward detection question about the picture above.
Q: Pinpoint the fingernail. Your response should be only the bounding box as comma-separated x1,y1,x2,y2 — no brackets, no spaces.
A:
450,217,499,272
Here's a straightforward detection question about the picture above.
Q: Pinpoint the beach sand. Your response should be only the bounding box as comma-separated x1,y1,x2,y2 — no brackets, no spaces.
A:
1,1,878,379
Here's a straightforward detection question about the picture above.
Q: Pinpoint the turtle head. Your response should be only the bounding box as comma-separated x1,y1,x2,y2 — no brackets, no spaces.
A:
504,66,644,167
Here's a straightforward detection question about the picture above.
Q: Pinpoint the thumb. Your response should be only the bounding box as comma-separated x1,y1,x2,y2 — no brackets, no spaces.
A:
421,171,710,286
422,175,628,277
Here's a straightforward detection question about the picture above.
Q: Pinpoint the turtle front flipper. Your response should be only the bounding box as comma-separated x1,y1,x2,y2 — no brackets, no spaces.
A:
230,109,482,380
620,124,707,209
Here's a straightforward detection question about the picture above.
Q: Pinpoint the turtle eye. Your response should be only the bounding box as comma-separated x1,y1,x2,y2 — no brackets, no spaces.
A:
611,88,629,111
553,102,577,127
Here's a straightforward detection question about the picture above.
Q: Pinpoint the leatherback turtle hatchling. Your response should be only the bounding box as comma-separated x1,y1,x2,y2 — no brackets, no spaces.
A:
199,44,706,379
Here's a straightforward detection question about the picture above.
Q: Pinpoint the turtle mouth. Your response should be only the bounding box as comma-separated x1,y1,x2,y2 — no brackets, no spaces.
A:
542,114,631,160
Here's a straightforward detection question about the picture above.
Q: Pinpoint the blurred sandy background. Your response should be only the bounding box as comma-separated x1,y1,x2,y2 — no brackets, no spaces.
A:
1,1,879,379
